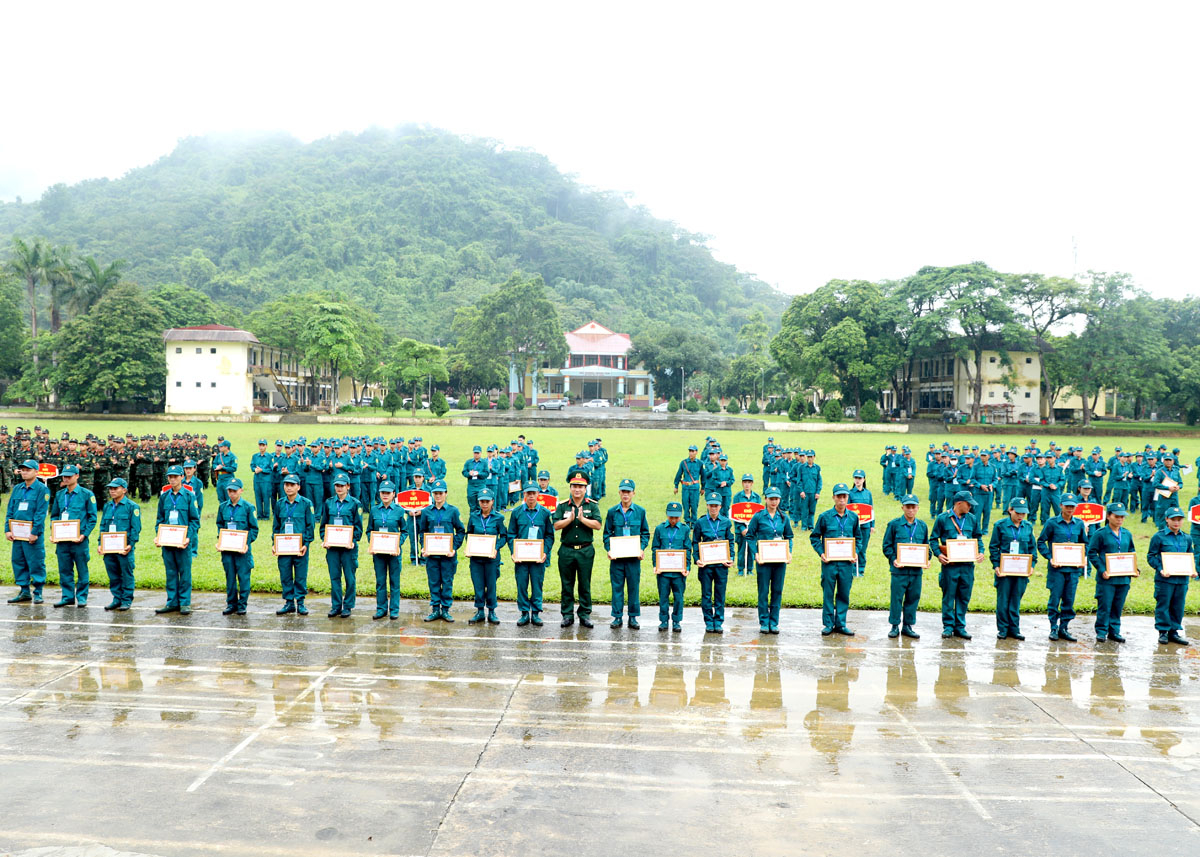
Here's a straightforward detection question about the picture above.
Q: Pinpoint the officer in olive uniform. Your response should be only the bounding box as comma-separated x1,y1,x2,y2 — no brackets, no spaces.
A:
552,467,602,628
880,494,927,639
215,478,259,615
98,477,140,610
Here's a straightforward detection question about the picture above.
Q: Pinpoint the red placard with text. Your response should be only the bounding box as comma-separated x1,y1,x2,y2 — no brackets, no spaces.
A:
537,493,559,511
847,502,874,525
397,489,431,511
730,501,765,524
1074,502,1105,526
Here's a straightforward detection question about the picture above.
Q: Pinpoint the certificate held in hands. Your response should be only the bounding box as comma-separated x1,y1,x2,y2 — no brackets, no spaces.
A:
1104,552,1137,577
608,535,641,559
697,539,730,566
1051,543,1085,567
8,520,33,541
655,550,687,575
423,532,454,557
824,538,856,562
945,539,978,563
51,519,80,543
217,528,248,553
157,525,187,548
1159,552,1194,577
273,533,303,556
465,533,497,559
896,543,929,568
998,553,1033,577
369,531,401,556
99,531,127,554
512,539,544,563
756,539,789,564
324,525,354,549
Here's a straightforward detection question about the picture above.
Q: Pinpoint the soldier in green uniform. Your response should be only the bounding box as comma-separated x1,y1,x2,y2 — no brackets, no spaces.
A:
651,501,691,631
988,497,1037,640
593,438,608,500
552,467,601,628
50,464,98,608
466,488,508,624
320,474,363,618
212,439,238,497
603,477,650,629
732,474,761,577
1087,502,1137,642
0,426,11,498
98,477,140,611
673,444,703,525
154,465,200,615
745,486,793,634
250,440,274,520
930,490,985,639
880,494,927,639
368,481,408,621
691,492,733,632
272,474,314,616
6,459,50,604
508,481,554,627
1147,506,1192,645
1036,493,1088,641
215,478,259,615
417,479,466,621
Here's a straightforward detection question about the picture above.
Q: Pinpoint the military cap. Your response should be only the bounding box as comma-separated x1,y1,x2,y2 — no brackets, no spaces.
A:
1008,497,1030,513
618,478,636,491
567,467,590,485
166,465,184,476
218,439,231,448
282,474,300,485
1165,506,1184,519
430,480,448,492
332,475,350,487
432,444,440,451
1060,494,1079,507
1077,479,1093,491
258,439,267,445
60,464,79,477
226,478,244,491
852,468,866,478
275,440,283,446
537,470,550,479
741,473,755,482
379,481,396,493
952,490,974,504
184,459,197,468
477,488,495,502
718,453,728,461
764,487,782,499
706,491,722,505
832,483,850,496
688,444,698,451
106,477,128,489
522,481,539,493
900,494,919,505
1105,502,1127,515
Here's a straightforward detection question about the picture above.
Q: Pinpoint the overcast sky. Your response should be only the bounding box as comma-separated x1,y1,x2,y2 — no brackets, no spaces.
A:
3,1,1196,297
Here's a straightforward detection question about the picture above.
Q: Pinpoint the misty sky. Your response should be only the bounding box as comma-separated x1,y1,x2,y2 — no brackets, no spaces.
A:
3,1,1196,298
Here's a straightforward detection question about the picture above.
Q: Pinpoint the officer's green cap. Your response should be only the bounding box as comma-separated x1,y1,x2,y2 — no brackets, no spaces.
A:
523,482,539,493
379,481,396,492
706,491,722,505
282,474,300,485
666,501,683,515
1105,502,1127,515
852,469,866,478
332,475,349,486
618,478,635,491
832,483,850,496
1165,507,1184,519
107,478,128,489
1008,497,1029,513
900,494,919,506
226,478,243,491
953,490,974,504
477,489,494,501
166,465,184,476
764,487,782,499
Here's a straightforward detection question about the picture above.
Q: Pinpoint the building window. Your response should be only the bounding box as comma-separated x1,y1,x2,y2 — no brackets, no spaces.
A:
211,382,216,388
584,354,598,366
210,348,217,354
175,347,182,354
195,382,201,387
988,391,995,398
636,381,645,396
600,355,613,368
1025,357,1033,364
989,356,996,363
175,381,181,387
195,347,202,354
1025,392,1031,398
569,354,583,368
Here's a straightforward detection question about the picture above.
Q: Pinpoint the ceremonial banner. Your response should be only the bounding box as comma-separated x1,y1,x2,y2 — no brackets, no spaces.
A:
846,503,874,525
1190,505,1200,526
1074,502,1104,526
537,493,559,512
730,501,764,525
397,489,430,511
37,463,58,480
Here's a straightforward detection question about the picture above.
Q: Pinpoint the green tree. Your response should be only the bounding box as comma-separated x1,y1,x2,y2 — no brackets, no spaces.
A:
429,389,449,417
667,396,679,413
303,299,365,414
859,400,881,423
383,390,402,416
0,276,26,381
496,393,510,410
1010,273,1080,422
52,283,167,407
460,273,567,396
513,393,526,410
630,325,722,400
389,338,449,417
788,396,804,421
149,283,223,329
821,398,843,422
69,256,126,317
6,237,51,373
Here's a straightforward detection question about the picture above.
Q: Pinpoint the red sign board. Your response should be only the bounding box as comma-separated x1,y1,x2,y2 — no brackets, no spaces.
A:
847,502,874,525
397,489,431,511
1190,505,1200,526
1074,502,1105,526
537,493,559,511
161,484,196,494
37,463,58,480
730,500,764,524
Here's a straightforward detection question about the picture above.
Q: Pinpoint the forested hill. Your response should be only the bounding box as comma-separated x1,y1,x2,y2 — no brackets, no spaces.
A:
0,127,787,343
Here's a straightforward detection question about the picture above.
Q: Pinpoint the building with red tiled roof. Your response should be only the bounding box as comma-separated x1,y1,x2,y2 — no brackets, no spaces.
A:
519,321,655,407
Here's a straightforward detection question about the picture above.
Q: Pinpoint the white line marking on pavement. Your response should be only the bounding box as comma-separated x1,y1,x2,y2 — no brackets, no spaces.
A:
185,665,336,793
886,701,991,820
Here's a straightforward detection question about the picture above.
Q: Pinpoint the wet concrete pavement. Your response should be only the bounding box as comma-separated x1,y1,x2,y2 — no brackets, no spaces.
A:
1,592,1199,856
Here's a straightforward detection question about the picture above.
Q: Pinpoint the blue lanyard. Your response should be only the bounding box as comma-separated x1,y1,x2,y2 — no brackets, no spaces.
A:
834,512,847,537
168,491,182,511
766,512,780,537
905,520,919,542
704,515,720,539
335,499,347,518
524,508,540,529
620,507,633,529
480,513,491,531
665,525,678,549
430,507,444,527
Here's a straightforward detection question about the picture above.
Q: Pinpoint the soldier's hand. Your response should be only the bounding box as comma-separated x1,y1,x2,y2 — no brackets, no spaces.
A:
673,487,679,495
4,533,11,542
122,546,131,555
28,534,37,543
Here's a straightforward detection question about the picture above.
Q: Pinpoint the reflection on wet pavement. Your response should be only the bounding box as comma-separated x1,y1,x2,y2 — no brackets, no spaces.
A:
0,592,1198,856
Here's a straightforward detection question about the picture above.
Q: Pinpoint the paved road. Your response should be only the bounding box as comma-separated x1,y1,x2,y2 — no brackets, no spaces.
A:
2,593,1199,856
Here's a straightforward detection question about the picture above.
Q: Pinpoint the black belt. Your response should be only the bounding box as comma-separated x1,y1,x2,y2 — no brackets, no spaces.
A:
567,543,591,550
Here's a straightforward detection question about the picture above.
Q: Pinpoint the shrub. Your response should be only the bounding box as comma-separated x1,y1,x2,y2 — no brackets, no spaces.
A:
777,395,791,416
822,399,844,422
805,399,816,415
726,398,741,414
430,390,449,417
706,398,721,413
859,400,881,423
788,397,804,422
496,393,510,410
667,396,680,413
383,391,402,416
513,393,526,411
747,400,760,414
370,396,382,409
477,394,491,410
684,397,700,413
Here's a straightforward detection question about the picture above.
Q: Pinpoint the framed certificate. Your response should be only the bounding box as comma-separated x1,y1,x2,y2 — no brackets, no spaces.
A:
324,525,354,549
369,531,401,555
1161,476,1180,492
99,531,128,554
423,532,454,557
998,553,1033,577
51,519,80,543
945,538,978,563
508,479,521,493
1160,552,1194,577
1104,552,1137,577
1051,543,1085,567
698,539,731,566
655,549,687,574
608,535,642,559
273,533,303,555
8,520,33,541
756,539,789,564
158,525,188,548
512,538,544,563
896,543,929,568
217,528,248,552
824,537,856,562
466,533,497,558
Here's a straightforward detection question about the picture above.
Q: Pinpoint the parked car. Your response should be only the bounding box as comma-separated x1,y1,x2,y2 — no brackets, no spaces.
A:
537,399,567,410
651,401,670,413
581,398,610,408
403,397,430,410
444,396,459,409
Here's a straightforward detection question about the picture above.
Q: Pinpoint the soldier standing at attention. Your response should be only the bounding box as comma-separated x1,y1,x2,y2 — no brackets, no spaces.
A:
553,467,601,629
929,490,985,640
673,444,703,525
1147,506,1192,646
182,459,204,560
733,474,761,577
847,470,873,571
50,464,97,608
272,474,314,616
1087,502,1137,643
745,486,793,634
652,501,691,632
508,481,554,627
691,492,733,632
270,440,287,509
1036,493,1087,642
215,478,258,616
154,465,200,615
880,494,927,639
250,440,273,521
603,477,650,629
6,460,49,604
320,475,363,618
417,479,465,622
466,488,508,624
98,477,139,611
811,483,862,637
212,439,238,497
463,445,487,512
367,481,407,621
988,497,1037,640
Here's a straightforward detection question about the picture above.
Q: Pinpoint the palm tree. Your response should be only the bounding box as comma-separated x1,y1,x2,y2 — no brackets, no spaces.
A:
6,236,49,372
45,246,76,333
70,256,125,317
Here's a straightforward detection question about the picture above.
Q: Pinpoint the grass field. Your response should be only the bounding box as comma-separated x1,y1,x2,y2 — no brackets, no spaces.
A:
4,418,1197,616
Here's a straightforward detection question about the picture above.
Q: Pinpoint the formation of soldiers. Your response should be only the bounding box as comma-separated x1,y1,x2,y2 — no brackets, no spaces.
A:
3,426,1196,648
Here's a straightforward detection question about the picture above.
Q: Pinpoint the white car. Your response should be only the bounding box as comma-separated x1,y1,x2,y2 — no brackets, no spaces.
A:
537,399,567,410
581,398,610,408
651,401,670,413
